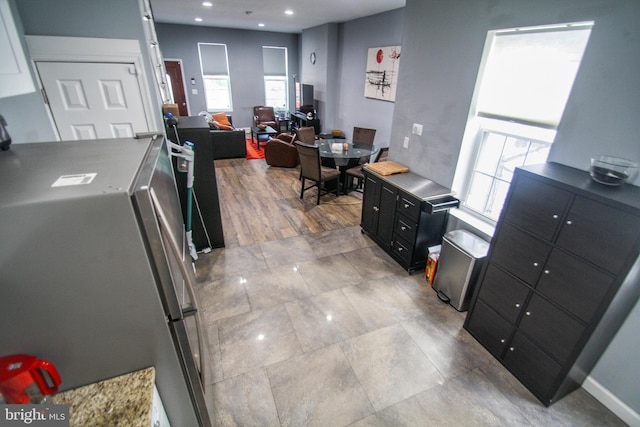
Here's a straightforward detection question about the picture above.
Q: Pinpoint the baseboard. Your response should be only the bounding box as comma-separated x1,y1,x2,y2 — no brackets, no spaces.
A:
582,376,640,426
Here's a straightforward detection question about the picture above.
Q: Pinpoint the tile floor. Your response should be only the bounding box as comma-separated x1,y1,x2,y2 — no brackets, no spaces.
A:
194,225,626,426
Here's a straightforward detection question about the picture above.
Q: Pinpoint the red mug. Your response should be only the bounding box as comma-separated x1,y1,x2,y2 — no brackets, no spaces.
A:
0,354,61,404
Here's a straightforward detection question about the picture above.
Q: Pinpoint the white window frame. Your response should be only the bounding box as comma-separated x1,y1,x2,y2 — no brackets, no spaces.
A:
262,46,288,115
452,21,592,229
198,43,233,112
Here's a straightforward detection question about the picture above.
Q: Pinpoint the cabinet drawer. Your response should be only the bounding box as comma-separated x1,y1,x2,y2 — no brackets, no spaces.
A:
536,249,615,323
519,294,584,363
392,238,413,265
465,300,513,358
556,195,640,274
491,223,551,286
504,332,563,402
504,174,571,241
397,191,421,222
395,215,418,243
477,264,529,324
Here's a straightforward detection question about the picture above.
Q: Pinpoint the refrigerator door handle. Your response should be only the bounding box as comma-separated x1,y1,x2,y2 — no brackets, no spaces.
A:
150,189,207,385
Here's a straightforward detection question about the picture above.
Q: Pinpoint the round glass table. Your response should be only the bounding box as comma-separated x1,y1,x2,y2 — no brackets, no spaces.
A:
316,139,377,193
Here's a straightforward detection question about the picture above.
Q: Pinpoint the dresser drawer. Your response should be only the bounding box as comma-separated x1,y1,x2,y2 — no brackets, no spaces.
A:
536,249,615,323
395,215,418,243
504,174,571,241
504,331,563,402
519,294,584,363
477,264,529,324
397,191,421,222
556,195,640,274
491,223,551,286
465,299,514,358
392,238,413,265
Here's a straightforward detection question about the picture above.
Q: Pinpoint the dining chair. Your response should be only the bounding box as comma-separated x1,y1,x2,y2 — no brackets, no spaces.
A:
353,126,376,164
295,126,316,144
295,142,341,205
345,147,389,193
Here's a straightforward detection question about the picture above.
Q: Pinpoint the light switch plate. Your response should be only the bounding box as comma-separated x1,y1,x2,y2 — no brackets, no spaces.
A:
403,136,409,148
412,123,423,136
191,89,198,95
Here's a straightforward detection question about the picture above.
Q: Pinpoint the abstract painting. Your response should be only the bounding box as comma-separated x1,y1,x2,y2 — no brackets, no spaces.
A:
364,46,401,102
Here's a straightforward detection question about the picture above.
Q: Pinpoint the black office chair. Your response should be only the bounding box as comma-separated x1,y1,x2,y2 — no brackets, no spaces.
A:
295,142,341,205
345,147,389,193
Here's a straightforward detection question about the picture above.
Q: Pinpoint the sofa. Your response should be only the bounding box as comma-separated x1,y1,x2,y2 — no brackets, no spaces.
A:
203,112,247,159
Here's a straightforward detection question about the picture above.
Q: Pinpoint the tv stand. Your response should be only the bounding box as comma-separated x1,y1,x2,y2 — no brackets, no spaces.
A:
290,112,321,135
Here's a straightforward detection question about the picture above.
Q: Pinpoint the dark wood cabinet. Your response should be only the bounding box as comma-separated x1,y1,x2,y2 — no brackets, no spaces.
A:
168,116,225,250
290,112,321,134
361,170,458,273
464,163,640,406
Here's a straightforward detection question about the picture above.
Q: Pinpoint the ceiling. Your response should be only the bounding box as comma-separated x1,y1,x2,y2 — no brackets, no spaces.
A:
150,0,406,34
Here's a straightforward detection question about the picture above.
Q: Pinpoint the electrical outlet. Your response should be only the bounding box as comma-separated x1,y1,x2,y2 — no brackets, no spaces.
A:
403,136,409,148
412,123,423,136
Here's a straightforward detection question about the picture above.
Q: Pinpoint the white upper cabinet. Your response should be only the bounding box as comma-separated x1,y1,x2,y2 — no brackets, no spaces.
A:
0,0,35,98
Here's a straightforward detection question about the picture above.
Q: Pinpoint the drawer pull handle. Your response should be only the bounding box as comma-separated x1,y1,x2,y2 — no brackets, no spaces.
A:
515,303,520,308
566,220,573,225
544,270,550,274
373,206,379,212
401,226,406,230
500,339,505,343
552,214,559,219
509,347,515,351
526,311,531,316
533,262,539,267
404,203,410,209
398,247,404,252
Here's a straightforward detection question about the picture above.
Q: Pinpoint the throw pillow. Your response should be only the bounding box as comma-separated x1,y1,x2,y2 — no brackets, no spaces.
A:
212,112,232,128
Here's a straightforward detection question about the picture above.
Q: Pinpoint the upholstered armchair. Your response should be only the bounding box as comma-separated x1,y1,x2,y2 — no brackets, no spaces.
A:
264,133,299,167
253,106,280,133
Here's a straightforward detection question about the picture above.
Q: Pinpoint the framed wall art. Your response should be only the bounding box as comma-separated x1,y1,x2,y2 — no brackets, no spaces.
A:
364,46,401,102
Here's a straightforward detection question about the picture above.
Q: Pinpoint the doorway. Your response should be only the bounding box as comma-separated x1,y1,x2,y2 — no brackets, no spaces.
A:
165,60,189,116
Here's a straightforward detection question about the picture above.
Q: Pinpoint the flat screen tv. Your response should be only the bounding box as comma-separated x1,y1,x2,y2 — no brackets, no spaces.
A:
301,84,313,107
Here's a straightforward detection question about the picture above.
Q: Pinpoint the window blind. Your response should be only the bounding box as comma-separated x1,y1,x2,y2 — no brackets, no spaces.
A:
262,47,287,76
199,43,229,75
476,25,592,129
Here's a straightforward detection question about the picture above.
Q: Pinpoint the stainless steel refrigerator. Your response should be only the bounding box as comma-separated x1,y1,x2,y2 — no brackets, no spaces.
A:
0,136,212,426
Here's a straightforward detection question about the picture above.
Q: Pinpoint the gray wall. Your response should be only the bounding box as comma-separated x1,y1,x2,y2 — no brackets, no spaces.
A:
0,0,161,143
391,0,640,188
391,0,640,413
298,9,404,145
155,23,299,128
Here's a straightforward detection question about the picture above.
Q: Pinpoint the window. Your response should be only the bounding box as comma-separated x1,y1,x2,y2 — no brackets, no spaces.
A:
199,43,232,111
262,46,288,115
454,22,592,224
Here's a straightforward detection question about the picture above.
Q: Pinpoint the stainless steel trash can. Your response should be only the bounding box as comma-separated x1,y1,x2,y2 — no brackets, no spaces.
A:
432,229,489,311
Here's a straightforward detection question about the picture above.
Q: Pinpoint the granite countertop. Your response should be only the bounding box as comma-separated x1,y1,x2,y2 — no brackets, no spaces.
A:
51,367,155,427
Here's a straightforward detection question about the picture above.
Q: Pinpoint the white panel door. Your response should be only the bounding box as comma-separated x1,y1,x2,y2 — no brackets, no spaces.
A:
36,62,150,140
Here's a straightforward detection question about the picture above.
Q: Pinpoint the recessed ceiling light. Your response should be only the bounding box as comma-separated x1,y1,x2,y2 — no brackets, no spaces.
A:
195,17,203,22
202,1,212,6
285,10,294,15
258,23,265,27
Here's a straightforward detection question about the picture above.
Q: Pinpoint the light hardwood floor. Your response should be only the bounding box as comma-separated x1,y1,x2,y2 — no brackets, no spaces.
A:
214,158,363,248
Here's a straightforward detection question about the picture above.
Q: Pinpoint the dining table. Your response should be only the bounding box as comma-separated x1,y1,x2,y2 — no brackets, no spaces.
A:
316,139,377,194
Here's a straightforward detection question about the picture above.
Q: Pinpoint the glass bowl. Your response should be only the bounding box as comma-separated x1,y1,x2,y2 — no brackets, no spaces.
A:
590,155,638,186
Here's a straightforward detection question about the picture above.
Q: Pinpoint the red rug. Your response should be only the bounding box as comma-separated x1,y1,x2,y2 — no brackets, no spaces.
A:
245,138,265,160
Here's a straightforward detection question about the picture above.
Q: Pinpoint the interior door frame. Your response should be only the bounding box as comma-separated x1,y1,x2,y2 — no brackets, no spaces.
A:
25,35,161,140
164,58,190,117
